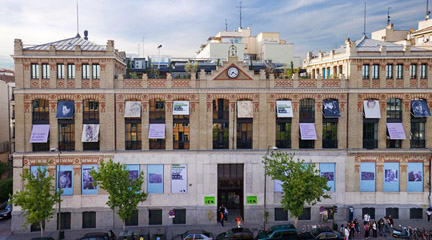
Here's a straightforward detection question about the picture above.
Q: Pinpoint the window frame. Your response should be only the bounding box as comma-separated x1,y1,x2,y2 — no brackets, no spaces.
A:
236,120,253,149
396,64,403,79
386,64,393,79
276,119,291,149
322,120,338,148
420,64,427,79
410,64,417,79
363,120,378,149
173,116,190,150
82,211,96,229
31,63,39,79
67,64,75,79
125,119,142,150
372,64,379,79
58,120,75,151
41,63,50,79
92,64,100,79
57,64,65,79
362,64,370,79
82,64,90,80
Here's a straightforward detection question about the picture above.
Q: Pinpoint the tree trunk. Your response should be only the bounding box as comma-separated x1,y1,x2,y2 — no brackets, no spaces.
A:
123,221,126,231
40,221,44,237
294,217,299,229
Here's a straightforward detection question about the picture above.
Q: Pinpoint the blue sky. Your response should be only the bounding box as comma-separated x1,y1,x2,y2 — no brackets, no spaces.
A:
0,0,427,69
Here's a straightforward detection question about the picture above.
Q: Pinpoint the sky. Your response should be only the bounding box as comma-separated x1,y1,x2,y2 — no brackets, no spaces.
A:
0,0,428,69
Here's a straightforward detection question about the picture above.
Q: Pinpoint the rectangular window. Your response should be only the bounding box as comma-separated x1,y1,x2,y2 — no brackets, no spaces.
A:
31,63,39,79
298,207,311,220
322,121,337,148
92,64,100,79
125,210,138,226
173,116,190,150
421,64,427,79
58,121,75,151
386,64,393,79
339,65,343,75
42,64,50,79
237,121,252,149
125,120,142,150
407,162,423,192
173,209,186,224
362,64,369,79
322,68,326,79
32,99,50,123
31,221,45,232
410,64,417,79
57,64,64,79
213,123,229,149
82,211,96,229
363,121,378,149
410,121,425,148
383,162,399,192
149,100,165,150
396,64,403,79
67,64,75,79
360,162,376,192
275,208,288,221
149,209,162,225
276,120,291,149
362,208,375,220
386,208,399,219
82,64,90,79
83,100,99,123
372,64,379,79
410,208,423,219
57,212,71,230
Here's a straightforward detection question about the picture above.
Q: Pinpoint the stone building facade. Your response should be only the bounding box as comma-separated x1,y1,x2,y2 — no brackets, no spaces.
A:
11,33,432,232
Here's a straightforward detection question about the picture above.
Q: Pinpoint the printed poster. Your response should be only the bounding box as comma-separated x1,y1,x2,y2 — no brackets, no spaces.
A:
363,100,381,118
81,124,100,142
386,123,406,140
360,162,376,192
126,164,140,182
407,162,423,192
30,124,50,143
237,101,253,118
299,123,317,140
56,101,75,119
30,166,48,178
57,165,73,195
323,100,340,118
383,162,399,192
320,163,335,192
149,124,166,139
411,100,431,117
82,165,98,195
171,164,187,193
173,101,190,115
274,180,283,192
148,164,163,193
124,101,142,118
276,101,293,118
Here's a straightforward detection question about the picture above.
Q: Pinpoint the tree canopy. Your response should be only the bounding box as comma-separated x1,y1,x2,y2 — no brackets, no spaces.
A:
11,168,61,237
90,159,147,230
263,151,330,220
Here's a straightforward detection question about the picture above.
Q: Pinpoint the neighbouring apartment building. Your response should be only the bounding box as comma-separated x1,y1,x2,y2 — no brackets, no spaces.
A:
11,23,432,232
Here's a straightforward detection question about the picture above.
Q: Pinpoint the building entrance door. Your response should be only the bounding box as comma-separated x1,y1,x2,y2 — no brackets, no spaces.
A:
217,164,244,223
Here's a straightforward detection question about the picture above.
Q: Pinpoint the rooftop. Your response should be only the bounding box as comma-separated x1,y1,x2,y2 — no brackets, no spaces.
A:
24,34,106,51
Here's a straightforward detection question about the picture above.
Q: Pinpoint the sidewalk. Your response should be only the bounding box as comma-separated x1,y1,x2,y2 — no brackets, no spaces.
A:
5,219,432,240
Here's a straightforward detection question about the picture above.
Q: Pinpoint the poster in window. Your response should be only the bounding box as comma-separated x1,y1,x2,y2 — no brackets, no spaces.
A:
322,100,340,118
386,123,406,140
30,124,50,143
407,162,423,192
149,124,165,139
82,165,98,195
30,166,48,178
124,101,142,118
171,164,187,193
56,101,75,119
299,123,317,140
148,165,163,193
276,101,293,118
360,162,376,192
81,124,100,142
56,165,73,195
411,100,431,117
383,162,399,192
237,101,253,118
363,100,381,118
173,101,190,115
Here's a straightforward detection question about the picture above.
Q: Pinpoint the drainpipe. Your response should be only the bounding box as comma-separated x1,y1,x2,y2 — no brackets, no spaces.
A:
429,157,431,207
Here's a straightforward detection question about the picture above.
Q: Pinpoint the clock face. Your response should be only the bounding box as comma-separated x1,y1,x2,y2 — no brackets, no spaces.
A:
227,67,239,79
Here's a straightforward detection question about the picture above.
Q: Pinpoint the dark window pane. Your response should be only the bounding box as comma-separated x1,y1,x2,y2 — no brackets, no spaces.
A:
82,211,96,228
237,121,252,149
410,208,423,219
385,208,399,219
149,209,162,225
125,210,138,226
57,212,71,230
298,208,311,220
275,208,288,221
362,208,375,220
173,209,186,224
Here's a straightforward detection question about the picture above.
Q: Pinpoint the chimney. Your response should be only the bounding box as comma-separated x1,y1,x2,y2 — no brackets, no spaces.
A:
84,30,88,40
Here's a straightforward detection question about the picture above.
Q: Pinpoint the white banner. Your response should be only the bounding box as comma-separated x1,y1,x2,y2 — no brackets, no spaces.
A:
237,101,253,118
173,101,190,115
149,124,165,139
171,164,187,193
299,123,317,140
81,124,100,142
363,100,381,118
124,101,142,118
276,101,293,118
30,124,50,143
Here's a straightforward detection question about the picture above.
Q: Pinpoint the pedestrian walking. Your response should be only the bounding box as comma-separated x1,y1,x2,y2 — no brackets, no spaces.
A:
340,224,345,234
344,225,350,240
383,217,390,233
224,207,229,221
219,205,225,227
364,212,370,225
427,208,432,222
372,221,377,238
354,219,360,233
378,218,386,237
388,215,394,228
236,216,242,228
350,221,355,239
364,223,370,239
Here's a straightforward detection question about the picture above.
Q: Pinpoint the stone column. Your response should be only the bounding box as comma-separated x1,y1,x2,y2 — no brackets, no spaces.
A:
229,101,236,149
400,162,407,192
267,100,276,148
315,101,322,149
376,163,383,192
116,101,125,150
142,101,149,150
291,101,299,149
189,101,199,150
49,100,59,150
24,100,33,152
100,93,115,151
402,101,411,149
75,101,83,151
378,101,387,149
75,63,82,88
166,101,173,150
426,104,432,149
338,100,348,149
73,165,81,195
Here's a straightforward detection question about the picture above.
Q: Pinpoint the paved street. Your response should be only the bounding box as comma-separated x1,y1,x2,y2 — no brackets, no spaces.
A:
2,218,432,240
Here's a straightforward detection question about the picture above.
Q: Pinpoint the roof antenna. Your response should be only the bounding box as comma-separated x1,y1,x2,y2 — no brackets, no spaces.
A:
225,18,228,31
363,2,367,37
427,0,431,20
76,0,80,37
387,7,391,24
236,1,243,29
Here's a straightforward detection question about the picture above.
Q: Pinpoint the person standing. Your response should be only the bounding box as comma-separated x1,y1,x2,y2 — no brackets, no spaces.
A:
350,221,355,239
354,219,360,233
364,223,370,239
236,216,242,228
378,218,386,237
372,221,377,238
344,225,350,240
383,217,390,233
224,207,229,221
219,205,225,227
388,215,394,228
427,208,432,221
364,213,370,225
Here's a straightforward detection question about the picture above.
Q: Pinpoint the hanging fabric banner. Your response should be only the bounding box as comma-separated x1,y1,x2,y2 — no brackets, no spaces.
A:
171,164,187,193
173,101,190,115
383,162,399,192
148,165,164,193
82,165,98,195
299,123,317,140
30,124,50,143
386,123,406,140
407,162,423,192
320,163,335,192
56,101,74,119
237,101,253,118
149,124,166,139
323,100,340,118
411,100,431,117
81,124,100,142
276,100,293,118
124,101,142,118
57,165,73,195
363,100,381,118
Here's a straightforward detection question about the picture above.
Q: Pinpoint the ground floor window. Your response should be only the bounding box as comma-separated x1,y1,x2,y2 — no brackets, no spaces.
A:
298,207,311,220
362,208,375,220
274,208,288,221
30,221,45,232
125,210,138,226
173,209,186,224
410,208,423,219
82,211,96,228
57,212,71,230
149,209,162,225
385,208,399,219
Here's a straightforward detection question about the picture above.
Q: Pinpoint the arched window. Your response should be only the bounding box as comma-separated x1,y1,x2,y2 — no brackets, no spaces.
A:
83,100,99,151
149,99,165,150
213,99,229,149
173,100,190,150
386,98,402,148
32,99,50,151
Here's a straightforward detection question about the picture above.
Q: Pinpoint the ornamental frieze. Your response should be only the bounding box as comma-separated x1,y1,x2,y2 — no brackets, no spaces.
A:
24,156,107,166
354,154,430,163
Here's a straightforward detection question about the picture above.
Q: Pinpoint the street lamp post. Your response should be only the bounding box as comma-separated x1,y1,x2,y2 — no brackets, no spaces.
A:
51,146,62,240
263,146,277,230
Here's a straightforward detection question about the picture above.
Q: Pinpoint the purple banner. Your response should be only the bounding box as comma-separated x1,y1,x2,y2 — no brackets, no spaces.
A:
299,123,317,140
386,123,406,140
149,124,166,139
30,124,50,143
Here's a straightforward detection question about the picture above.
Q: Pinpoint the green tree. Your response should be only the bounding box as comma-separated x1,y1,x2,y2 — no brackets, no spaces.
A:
263,151,330,227
11,168,61,237
90,159,147,230
0,178,12,202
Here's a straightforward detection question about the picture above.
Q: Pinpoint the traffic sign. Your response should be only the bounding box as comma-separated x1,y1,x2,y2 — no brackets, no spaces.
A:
168,209,175,218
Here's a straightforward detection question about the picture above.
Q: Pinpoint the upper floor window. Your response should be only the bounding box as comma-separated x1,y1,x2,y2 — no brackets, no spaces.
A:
59,121,75,151
213,99,229,149
125,119,141,150
339,65,343,75
57,64,65,79
386,98,402,119
31,63,39,79
421,64,427,79
299,99,315,121
396,64,403,79
149,100,165,122
32,99,49,123
363,121,378,149
386,64,393,79
173,115,190,150
92,64,100,79
83,100,99,123
410,64,417,79
67,64,75,79
372,64,379,79
32,99,50,152
362,64,369,79
213,99,229,121
42,64,50,79
276,119,291,149
82,64,90,79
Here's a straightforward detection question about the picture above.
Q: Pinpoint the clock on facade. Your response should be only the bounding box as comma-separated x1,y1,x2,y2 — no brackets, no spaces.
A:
227,66,239,79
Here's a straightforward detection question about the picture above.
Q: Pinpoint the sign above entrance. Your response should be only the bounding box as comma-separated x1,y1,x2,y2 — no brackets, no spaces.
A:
204,196,216,205
246,196,257,204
